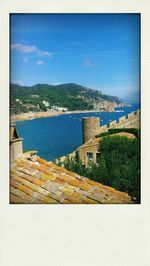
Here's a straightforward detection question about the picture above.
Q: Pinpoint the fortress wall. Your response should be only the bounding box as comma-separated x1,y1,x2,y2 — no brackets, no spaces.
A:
82,117,100,143
99,124,108,134
118,116,126,123
56,109,140,163
68,151,76,160
97,109,140,135
109,120,117,128
55,150,76,164
127,112,136,119
121,116,140,128
109,110,140,130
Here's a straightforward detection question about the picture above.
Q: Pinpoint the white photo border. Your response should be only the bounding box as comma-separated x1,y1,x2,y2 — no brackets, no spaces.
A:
0,1,150,266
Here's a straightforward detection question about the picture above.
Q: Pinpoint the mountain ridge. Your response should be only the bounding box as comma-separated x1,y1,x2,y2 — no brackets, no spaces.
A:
11,82,122,113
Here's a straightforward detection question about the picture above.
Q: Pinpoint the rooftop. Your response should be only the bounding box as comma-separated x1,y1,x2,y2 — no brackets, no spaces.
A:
10,153,134,204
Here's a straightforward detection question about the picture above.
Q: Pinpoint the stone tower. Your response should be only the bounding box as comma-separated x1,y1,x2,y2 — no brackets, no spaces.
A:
82,117,100,143
10,124,23,162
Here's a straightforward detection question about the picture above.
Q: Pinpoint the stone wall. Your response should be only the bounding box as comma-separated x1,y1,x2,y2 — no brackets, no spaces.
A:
82,109,140,139
99,109,140,134
55,109,140,164
55,151,76,164
82,117,100,143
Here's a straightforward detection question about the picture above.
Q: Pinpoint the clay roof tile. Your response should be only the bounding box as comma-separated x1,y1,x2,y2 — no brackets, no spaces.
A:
10,155,134,204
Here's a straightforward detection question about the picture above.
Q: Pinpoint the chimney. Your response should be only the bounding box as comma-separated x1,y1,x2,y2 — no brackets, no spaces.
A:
10,124,23,162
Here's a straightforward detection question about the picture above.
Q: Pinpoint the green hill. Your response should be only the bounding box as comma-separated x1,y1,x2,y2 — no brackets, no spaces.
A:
10,83,122,113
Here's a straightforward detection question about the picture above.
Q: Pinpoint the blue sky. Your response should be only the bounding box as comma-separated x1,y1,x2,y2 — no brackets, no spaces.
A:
11,14,140,103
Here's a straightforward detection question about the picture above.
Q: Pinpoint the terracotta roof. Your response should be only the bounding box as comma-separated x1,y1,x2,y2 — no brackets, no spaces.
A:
78,132,136,149
10,155,134,204
78,137,100,149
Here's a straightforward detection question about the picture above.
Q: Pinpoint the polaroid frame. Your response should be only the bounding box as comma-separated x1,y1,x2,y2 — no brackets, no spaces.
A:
0,1,150,265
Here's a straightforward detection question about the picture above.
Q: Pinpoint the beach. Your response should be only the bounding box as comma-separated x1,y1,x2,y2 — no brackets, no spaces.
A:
11,110,101,122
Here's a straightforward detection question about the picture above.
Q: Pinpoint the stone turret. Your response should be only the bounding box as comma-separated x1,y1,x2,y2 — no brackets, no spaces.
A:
82,117,100,143
10,124,23,162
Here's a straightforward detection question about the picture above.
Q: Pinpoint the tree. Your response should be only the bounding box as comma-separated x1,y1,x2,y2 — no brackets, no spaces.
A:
60,135,140,203
98,136,140,202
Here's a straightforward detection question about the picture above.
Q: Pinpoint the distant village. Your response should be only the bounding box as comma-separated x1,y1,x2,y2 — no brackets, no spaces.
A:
11,95,68,115
11,94,130,116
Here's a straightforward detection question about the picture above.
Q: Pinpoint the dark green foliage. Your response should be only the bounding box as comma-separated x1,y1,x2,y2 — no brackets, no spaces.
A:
61,135,140,203
98,136,140,202
96,128,140,138
108,128,140,138
58,157,88,177
95,132,110,138
39,103,47,111
10,83,122,113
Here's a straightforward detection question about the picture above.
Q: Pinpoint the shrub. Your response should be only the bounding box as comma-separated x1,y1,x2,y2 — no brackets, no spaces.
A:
96,128,140,138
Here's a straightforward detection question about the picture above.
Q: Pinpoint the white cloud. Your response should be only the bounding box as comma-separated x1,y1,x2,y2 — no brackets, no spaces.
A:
11,43,52,58
36,60,44,65
37,50,52,58
11,43,37,53
12,80,23,85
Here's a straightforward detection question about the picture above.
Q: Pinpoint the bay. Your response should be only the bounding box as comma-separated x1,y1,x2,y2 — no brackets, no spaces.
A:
16,103,140,161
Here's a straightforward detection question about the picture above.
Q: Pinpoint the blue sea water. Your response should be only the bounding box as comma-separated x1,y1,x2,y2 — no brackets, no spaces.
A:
16,103,140,161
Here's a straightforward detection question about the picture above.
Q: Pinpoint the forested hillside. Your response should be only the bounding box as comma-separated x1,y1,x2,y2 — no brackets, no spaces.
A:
11,83,122,113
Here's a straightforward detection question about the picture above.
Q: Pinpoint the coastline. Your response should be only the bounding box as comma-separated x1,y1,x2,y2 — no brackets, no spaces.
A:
10,103,133,122
10,109,101,122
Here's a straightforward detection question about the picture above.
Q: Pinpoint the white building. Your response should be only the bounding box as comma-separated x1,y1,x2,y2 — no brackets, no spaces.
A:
42,100,50,107
51,105,68,112
31,95,39,98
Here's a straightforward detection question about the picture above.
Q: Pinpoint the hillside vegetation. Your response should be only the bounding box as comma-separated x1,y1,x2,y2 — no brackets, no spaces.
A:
11,83,122,113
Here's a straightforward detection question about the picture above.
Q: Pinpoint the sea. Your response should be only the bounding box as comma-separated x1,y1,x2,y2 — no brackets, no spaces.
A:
16,103,140,161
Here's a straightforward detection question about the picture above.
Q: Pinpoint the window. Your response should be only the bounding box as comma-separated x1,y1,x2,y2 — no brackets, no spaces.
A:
86,152,93,160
